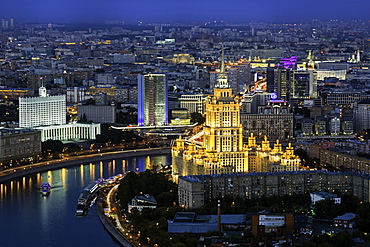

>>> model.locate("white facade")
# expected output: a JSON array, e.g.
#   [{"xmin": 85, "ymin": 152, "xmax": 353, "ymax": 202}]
[
  {"xmin": 34, "ymin": 123, "xmax": 101, "ymax": 142},
  {"xmin": 310, "ymin": 191, "xmax": 341, "ymax": 204},
  {"xmin": 179, "ymin": 94, "xmax": 207, "ymax": 114},
  {"xmin": 66, "ymin": 87, "xmax": 89, "ymax": 104},
  {"xmin": 259, "ymin": 215, "xmax": 285, "ymax": 231},
  {"xmin": 315, "ymin": 69, "xmax": 346, "ymax": 80},
  {"xmin": 19, "ymin": 94, "xmax": 66, "ymax": 128}
]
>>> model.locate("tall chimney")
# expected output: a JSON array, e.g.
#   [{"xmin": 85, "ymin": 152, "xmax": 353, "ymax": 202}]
[{"xmin": 217, "ymin": 199, "xmax": 221, "ymax": 233}]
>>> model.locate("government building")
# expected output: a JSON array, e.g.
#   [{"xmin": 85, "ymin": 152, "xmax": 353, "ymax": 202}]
[
  {"xmin": 19, "ymin": 86, "xmax": 66, "ymax": 128},
  {"xmin": 18, "ymin": 86, "xmax": 100, "ymax": 142}
]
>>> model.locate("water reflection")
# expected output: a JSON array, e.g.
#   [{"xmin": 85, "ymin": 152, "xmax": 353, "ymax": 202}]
[{"xmin": 0, "ymin": 155, "xmax": 171, "ymax": 247}]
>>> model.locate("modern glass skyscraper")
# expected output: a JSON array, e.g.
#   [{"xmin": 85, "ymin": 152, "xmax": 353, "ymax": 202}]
[
  {"xmin": 137, "ymin": 73, "xmax": 168, "ymax": 126},
  {"xmin": 290, "ymin": 70, "xmax": 317, "ymax": 99}
]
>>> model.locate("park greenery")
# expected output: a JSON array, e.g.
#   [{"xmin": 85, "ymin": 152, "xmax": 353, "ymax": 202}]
[
  {"xmin": 96, "ymin": 123, "xmax": 143, "ymax": 146},
  {"xmin": 117, "ymin": 170, "xmax": 177, "ymax": 210}
]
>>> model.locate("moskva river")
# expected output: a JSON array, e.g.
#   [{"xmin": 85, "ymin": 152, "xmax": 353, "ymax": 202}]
[{"xmin": 0, "ymin": 155, "xmax": 171, "ymax": 247}]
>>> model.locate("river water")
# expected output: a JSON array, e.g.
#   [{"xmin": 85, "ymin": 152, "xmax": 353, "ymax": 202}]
[{"xmin": 0, "ymin": 155, "xmax": 171, "ymax": 247}]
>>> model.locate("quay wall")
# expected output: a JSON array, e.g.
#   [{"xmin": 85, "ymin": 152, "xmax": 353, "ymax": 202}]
[
  {"xmin": 96, "ymin": 200, "xmax": 134, "ymax": 247},
  {"xmin": 0, "ymin": 148, "xmax": 171, "ymax": 183}
]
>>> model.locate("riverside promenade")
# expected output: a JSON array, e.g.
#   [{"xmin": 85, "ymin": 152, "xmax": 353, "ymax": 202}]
[{"xmin": 0, "ymin": 147, "xmax": 171, "ymax": 183}]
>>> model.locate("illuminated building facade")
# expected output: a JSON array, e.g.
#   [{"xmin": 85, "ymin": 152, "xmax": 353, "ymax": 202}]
[
  {"xmin": 138, "ymin": 73, "xmax": 168, "ymax": 126},
  {"xmin": 172, "ymin": 46, "xmax": 301, "ymax": 178},
  {"xmin": 0, "ymin": 88, "xmax": 32, "ymax": 100},
  {"xmin": 18, "ymin": 86, "xmax": 101, "ymax": 142},
  {"xmin": 34, "ymin": 123, "xmax": 101, "ymax": 142},
  {"xmin": 0, "ymin": 128, "xmax": 41, "ymax": 166},
  {"xmin": 19, "ymin": 86, "xmax": 66, "ymax": 128},
  {"xmin": 290, "ymin": 70, "xmax": 317, "ymax": 100},
  {"xmin": 178, "ymin": 94, "xmax": 207, "ymax": 114}
]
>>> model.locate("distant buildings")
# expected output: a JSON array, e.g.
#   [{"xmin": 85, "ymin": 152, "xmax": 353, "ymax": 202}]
[{"xmin": 138, "ymin": 73, "xmax": 168, "ymax": 126}]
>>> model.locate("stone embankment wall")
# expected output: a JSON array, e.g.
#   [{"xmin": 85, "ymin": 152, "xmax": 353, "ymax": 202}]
[{"xmin": 0, "ymin": 148, "xmax": 171, "ymax": 183}]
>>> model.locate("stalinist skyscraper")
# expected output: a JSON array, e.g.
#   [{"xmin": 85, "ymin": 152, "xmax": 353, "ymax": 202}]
[
  {"xmin": 172, "ymin": 45, "xmax": 249, "ymax": 177},
  {"xmin": 172, "ymin": 45, "xmax": 301, "ymax": 179}
]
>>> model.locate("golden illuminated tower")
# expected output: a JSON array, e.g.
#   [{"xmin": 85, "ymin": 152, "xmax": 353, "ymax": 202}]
[
  {"xmin": 171, "ymin": 45, "xmax": 301, "ymax": 179},
  {"xmin": 201, "ymin": 44, "xmax": 247, "ymax": 174},
  {"xmin": 173, "ymin": 44, "xmax": 249, "ymax": 176}
]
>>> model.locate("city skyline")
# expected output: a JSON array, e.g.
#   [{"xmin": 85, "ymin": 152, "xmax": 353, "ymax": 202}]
[{"xmin": 1, "ymin": 0, "xmax": 370, "ymax": 23}]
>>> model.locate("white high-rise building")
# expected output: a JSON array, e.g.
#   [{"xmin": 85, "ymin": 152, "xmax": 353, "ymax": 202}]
[
  {"xmin": 19, "ymin": 87, "xmax": 66, "ymax": 128},
  {"xmin": 354, "ymin": 99, "xmax": 370, "ymax": 134}
]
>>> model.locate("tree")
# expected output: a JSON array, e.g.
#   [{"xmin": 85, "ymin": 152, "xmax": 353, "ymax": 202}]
[
  {"xmin": 190, "ymin": 112, "xmax": 205, "ymax": 125},
  {"xmin": 41, "ymin": 140, "xmax": 64, "ymax": 158},
  {"xmin": 313, "ymin": 199, "xmax": 345, "ymax": 219}
]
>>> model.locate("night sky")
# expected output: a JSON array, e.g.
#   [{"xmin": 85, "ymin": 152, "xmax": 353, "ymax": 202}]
[{"xmin": 1, "ymin": 0, "xmax": 369, "ymax": 23}]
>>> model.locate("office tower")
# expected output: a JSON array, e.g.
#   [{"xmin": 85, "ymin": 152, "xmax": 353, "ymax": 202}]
[
  {"xmin": 9, "ymin": 18, "xmax": 14, "ymax": 28},
  {"xmin": 266, "ymin": 67, "xmax": 275, "ymax": 93},
  {"xmin": 266, "ymin": 68, "xmax": 291, "ymax": 100},
  {"xmin": 178, "ymin": 94, "xmax": 207, "ymax": 114},
  {"xmin": 138, "ymin": 73, "xmax": 168, "ymax": 126},
  {"xmin": 19, "ymin": 86, "xmax": 66, "ymax": 128},
  {"xmin": 290, "ymin": 70, "xmax": 317, "ymax": 99}
]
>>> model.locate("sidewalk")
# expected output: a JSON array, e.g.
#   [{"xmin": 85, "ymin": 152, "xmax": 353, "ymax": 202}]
[{"xmin": 98, "ymin": 184, "xmax": 150, "ymax": 247}]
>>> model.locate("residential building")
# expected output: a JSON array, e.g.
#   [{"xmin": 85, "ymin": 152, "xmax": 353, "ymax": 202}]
[{"xmin": 178, "ymin": 170, "xmax": 370, "ymax": 208}]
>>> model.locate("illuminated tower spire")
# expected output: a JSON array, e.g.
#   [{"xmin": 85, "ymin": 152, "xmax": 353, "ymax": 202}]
[
  {"xmin": 215, "ymin": 43, "xmax": 229, "ymax": 89},
  {"xmin": 221, "ymin": 42, "xmax": 225, "ymax": 74}
]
